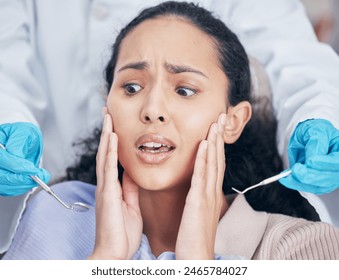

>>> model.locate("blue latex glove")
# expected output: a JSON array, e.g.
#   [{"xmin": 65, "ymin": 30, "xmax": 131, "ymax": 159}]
[
  {"xmin": 279, "ymin": 119, "xmax": 339, "ymax": 195},
  {"xmin": 0, "ymin": 122, "xmax": 51, "ymax": 196}
]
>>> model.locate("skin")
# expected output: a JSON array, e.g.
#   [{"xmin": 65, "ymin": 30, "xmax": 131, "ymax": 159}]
[{"xmin": 89, "ymin": 16, "xmax": 251, "ymax": 260}]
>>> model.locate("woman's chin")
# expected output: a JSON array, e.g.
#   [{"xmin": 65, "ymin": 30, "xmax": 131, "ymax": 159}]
[
  {"xmin": 132, "ymin": 174, "xmax": 189, "ymax": 193},
  {"xmin": 123, "ymin": 161, "xmax": 194, "ymax": 193}
]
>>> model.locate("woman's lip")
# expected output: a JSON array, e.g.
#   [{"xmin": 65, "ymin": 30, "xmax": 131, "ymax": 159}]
[
  {"xmin": 135, "ymin": 134, "xmax": 176, "ymax": 164},
  {"xmin": 135, "ymin": 134, "xmax": 176, "ymax": 149}
]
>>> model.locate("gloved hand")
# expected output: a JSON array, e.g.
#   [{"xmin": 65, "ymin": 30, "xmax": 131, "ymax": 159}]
[
  {"xmin": 279, "ymin": 119, "xmax": 339, "ymax": 195},
  {"xmin": 0, "ymin": 122, "xmax": 51, "ymax": 196}
]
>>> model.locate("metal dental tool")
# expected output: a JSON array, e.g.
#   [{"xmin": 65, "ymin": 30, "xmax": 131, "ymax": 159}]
[
  {"xmin": 232, "ymin": 169, "xmax": 292, "ymax": 195},
  {"xmin": 0, "ymin": 143, "xmax": 90, "ymax": 212}
]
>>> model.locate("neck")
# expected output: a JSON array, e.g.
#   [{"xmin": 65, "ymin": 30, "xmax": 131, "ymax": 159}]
[
  {"xmin": 139, "ymin": 184, "xmax": 189, "ymax": 256},
  {"xmin": 139, "ymin": 184, "xmax": 229, "ymax": 257}
]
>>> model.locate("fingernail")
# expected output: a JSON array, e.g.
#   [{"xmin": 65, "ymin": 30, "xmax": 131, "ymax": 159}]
[
  {"xmin": 110, "ymin": 132, "xmax": 115, "ymax": 145},
  {"xmin": 221, "ymin": 114, "xmax": 227, "ymax": 125},
  {"xmin": 103, "ymin": 114, "xmax": 108, "ymax": 129},
  {"xmin": 213, "ymin": 123, "xmax": 218, "ymax": 134},
  {"xmin": 201, "ymin": 140, "xmax": 208, "ymax": 150},
  {"xmin": 101, "ymin": 107, "xmax": 107, "ymax": 119}
]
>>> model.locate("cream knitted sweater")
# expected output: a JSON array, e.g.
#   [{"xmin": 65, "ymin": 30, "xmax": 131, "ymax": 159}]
[
  {"xmin": 254, "ymin": 213, "xmax": 339, "ymax": 259},
  {"xmin": 215, "ymin": 195, "xmax": 339, "ymax": 259}
]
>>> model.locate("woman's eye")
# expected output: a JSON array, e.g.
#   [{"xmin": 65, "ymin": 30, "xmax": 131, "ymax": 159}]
[
  {"xmin": 176, "ymin": 87, "xmax": 197, "ymax": 97},
  {"xmin": 123, "ymin": 83, "xmax": 143, "ymax": 95}
]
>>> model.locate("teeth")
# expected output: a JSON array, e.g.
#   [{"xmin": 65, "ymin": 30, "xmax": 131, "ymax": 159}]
[
  {"xmin": 138, "ymin": 141, "xmax": 174, "ymax": 153},
  {"xmin": 143, "ymin": 142, "xmax": 162, "ymax": 148},
  {"xmin": 141, "ymin": 142, "xmax": 171, "ymax": 148}
]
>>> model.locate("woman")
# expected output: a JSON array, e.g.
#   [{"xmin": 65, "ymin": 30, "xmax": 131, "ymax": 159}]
[{"xmin": 3, "ymin": 1, "xmax": 338, "ymax": 260}]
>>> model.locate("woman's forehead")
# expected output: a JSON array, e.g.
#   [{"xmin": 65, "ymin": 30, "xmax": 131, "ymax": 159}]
[{"xmin": 116, "ymin": 16, "xmax": 220, "ymax": 69}]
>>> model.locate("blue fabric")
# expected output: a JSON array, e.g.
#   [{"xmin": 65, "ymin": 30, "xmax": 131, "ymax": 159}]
[
  {"xmin": 3, "ymin": 181, "xmax": 95, "ymax": 259},
  {"xmin": 280, "ymin": 119, "xmax": 339, "ymax": 194},
  {"xmin": 0, "ymin": 123, "xmax": 50, "ymax": 196},
  {"xmin": 3, "ymin": 181, "xmax": 237, "ymax": 260}
]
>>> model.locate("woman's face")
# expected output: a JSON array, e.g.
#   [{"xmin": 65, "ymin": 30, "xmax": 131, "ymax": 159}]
[{"xmin": 107, "ymin": 16, "xmax": 228, "ymax": 191}]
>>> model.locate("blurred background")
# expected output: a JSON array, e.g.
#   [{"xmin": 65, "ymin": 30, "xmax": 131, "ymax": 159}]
[{"xmin": 301, "ymin": 0, "xmax": 339, "ymax": 54}]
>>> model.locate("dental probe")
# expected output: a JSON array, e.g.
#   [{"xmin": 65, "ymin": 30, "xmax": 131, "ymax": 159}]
[{"xmin": 232, "ymin": 169, "xmax": 292, "ymax": 195}]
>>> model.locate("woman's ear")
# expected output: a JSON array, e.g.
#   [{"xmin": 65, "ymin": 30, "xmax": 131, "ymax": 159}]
[{"xmin": 223, "ymin": 101, "xmax": 252, "ymax": 144}]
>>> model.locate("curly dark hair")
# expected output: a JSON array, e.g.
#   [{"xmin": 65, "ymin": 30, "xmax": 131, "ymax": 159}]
[{"xmin": 63, "ymin": 1, "xmax": 319, "ymax": 222}]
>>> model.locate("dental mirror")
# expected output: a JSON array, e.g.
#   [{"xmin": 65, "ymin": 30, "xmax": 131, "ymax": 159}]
[{"xmin": 30, "ymin": 175, "xmax": 90, "ymax": 212}]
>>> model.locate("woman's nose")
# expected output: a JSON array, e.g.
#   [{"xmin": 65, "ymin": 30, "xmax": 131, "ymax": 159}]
[
  {"xmin": 140, "ymin": 91, "xmax": 169, "ymax": 124},
  {"xmin": 143, "ymin": 115, "xmax": 165, "ymax": 123}
]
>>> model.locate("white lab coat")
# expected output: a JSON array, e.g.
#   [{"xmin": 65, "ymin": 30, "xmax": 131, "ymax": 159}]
[{"xmin": 0, "ymin": 0, "xmax": 339, "ymax": 253}]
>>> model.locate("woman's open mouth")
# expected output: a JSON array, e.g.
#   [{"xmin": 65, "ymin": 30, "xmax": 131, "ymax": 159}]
[
  {"xmin": 138, "ymin": 142, "xmax": 175, "ymax": 153},
  {"xmin": 135, "ymin": 135, "xmax": 176, "ymax": 164}
]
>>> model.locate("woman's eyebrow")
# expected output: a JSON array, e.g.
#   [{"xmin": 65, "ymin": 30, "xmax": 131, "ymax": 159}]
[
  {"xmin": 117, "ymin": 61, "xmax": 149, "ymax": 72},
  {"xmin": 165, "ymin": 62, "xmax": 208, "ymax": 78},
  {"xmin": 117, "ymin": 61, "xmax": 208, "ymax": 78}
]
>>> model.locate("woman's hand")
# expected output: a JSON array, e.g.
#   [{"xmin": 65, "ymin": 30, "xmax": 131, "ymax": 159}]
[
  {"xmin": 176, "ymin": 113, "xmax": 227, "ymax": 259},
  {"xmin": 89, "ymin": 112, "xmax": 143, "ymax": 260}
]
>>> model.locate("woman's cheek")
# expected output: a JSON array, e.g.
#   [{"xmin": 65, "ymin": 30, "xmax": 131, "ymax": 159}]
[{"xmin": 187, "ymin": 114, "xmax": 216, "ymax": 139}]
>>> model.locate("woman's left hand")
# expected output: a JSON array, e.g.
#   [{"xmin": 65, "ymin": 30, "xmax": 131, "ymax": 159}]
[{"xmin": 176, "ymin": 113, "xmax": 227, "ymax": 259}]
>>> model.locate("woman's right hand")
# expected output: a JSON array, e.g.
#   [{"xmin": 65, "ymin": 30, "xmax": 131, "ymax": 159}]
[{"xmin": 88, "ymin": 112, "xmax": 143, "ymax": 260}]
